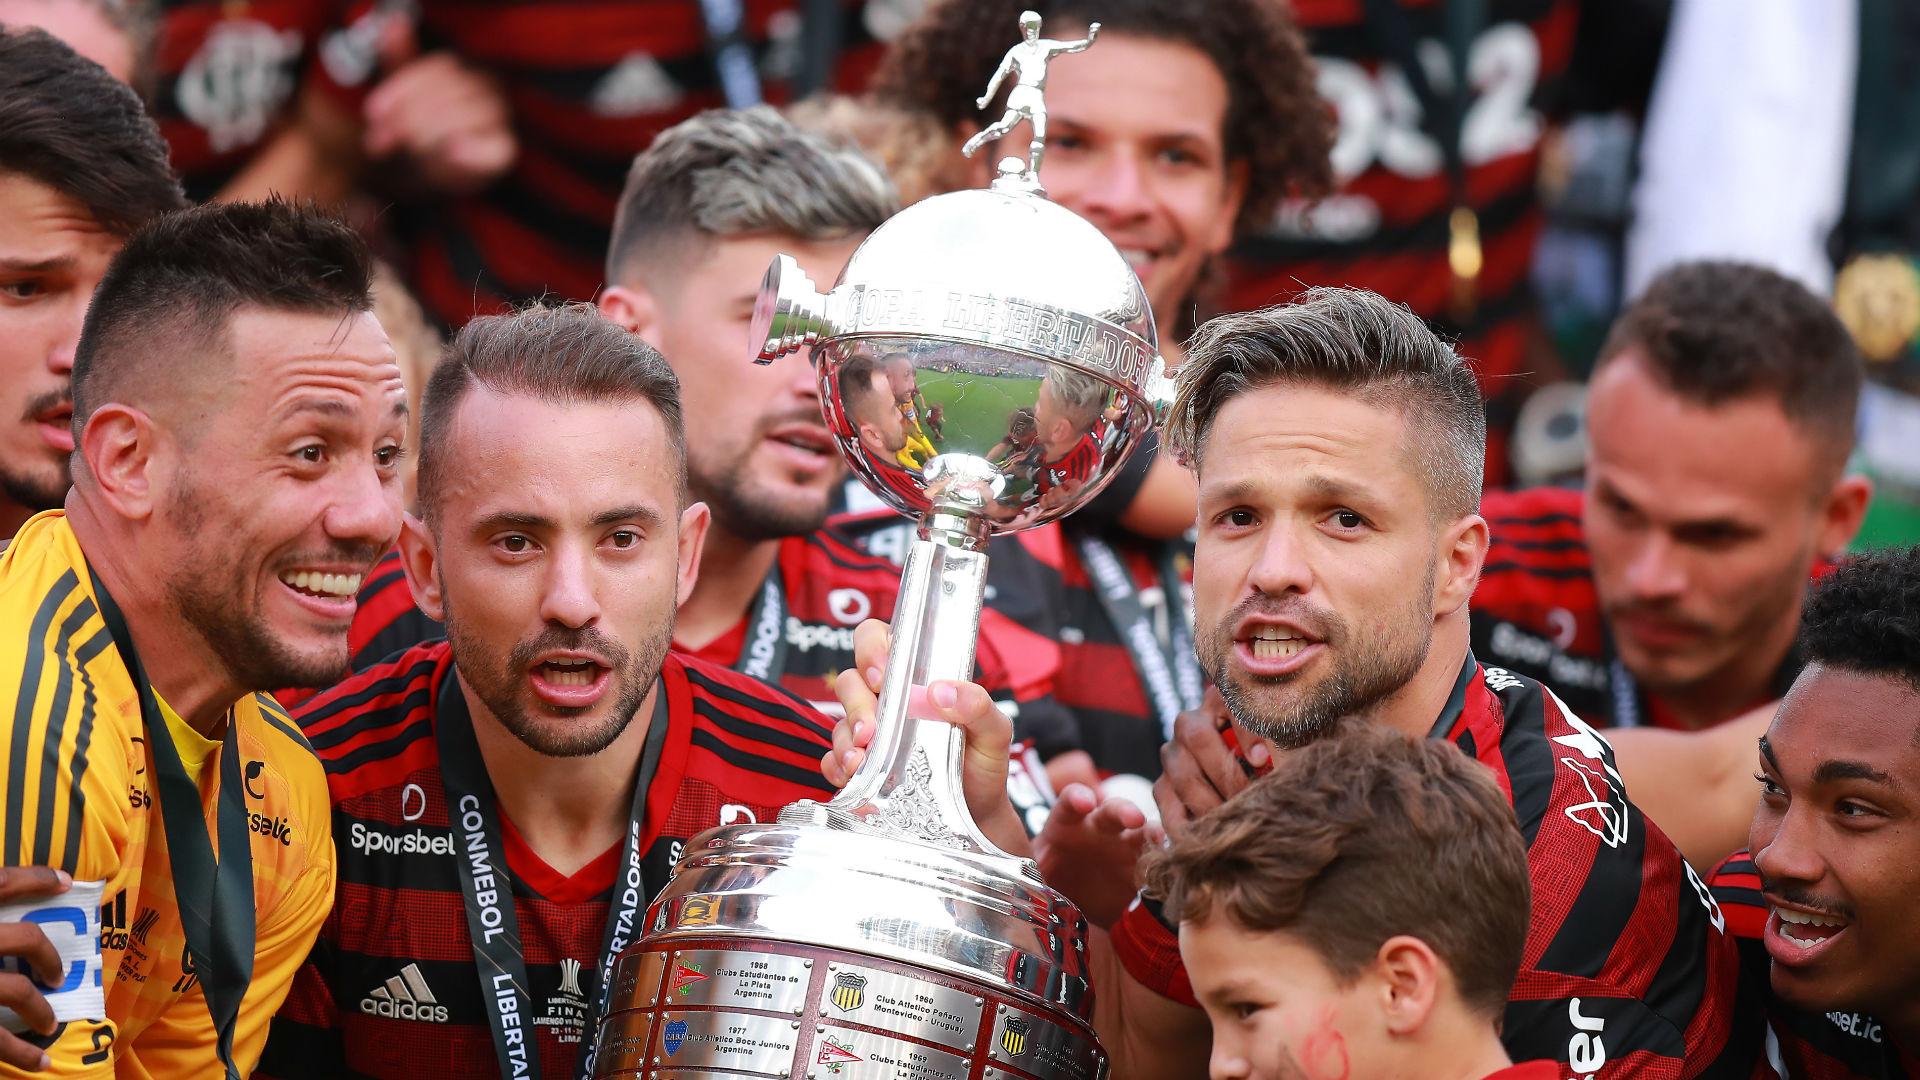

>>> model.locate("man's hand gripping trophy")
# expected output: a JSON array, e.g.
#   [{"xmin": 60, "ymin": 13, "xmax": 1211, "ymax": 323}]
[{"xmin": 962, "ymin": 10, "xmax": 1100, "ymax": 176}]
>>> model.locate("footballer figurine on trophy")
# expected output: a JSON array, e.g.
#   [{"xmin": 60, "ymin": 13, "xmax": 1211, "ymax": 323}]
[{"xmin": 589, "ymin": 12, "xmax": 1169, "ymax": 1079}]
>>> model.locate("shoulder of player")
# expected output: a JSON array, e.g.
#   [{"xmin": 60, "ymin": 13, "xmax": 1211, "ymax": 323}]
[
  {"xmin": 1464, "ymin": 665, "xmax": 1623, "ymax": 838},
  {"xmin": 1479, "ymin": 487, "xmax": 1594, "ymax": 580},
  {"xmin": 672, "ymin": 652, "xmax": 834, "ymax": 749},
  {"xmin": 288, "ymin": 643, "xmax": 447, "ymax": 790},
  {"xmin": 791, "ymin": 529, "xmax": 902, "ymax": 583},
  {"xmin": 1706, "ymin": 850, "xmax": 1768, "ymax": 940}
]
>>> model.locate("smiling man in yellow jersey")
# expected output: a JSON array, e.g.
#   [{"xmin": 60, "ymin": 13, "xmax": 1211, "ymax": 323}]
[{"xmin": 0, "ymin": 199, "xmax": 405, "ymax": 1076}]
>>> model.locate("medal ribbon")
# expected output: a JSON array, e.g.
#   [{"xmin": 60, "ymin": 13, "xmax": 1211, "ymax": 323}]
[
  {"xmin": 90, "ymin": 571, "xmax": 254, "ymax": 1080},
  {"xmin": 1076, "ymin": 536, "xmax": 1203, "ymax": 740},
  {"xmin": 437, "ymin": 666, "xmax": 669, "ymax": 1080}
]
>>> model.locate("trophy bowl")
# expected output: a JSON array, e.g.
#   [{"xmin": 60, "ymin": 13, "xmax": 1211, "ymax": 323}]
[
  {"xmin": 753, "ymin": 183, "xmax": 1165, "ymax": 532},
  {"xmin": 590, "ymin": 16, "xmax": 1174, "ymax": 1080}
]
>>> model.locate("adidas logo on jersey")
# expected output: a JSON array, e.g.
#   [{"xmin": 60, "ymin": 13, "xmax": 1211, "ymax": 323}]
[{"xmin": 361, "ymin": 963, "xmax": 449, "ymax": 1023}]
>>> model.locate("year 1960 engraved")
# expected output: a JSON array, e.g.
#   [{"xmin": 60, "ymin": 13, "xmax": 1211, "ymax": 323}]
[{"xmin": 819, "ymin": 963, "xmax": 985, "ymax": 1053}]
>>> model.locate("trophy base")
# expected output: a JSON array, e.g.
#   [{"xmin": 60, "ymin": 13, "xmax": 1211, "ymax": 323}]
[{"xmin": 594, "ymin": 937, "xmax": 1106, "ymax": 1079}]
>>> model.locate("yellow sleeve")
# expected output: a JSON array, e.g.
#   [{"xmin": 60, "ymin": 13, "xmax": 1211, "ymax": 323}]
[
  {"xmin": 116, "ymin": 846, "xmax": 335, "ymax": 1080},
  {"xmin": 4, "ymin": 1020, "xmax": 121, "ymax": 1079}
]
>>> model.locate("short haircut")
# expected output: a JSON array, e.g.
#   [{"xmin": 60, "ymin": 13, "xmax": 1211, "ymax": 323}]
[
  {"xmin": 1043, "ymin": 366, "xmax": 1108, "ymax": 429},
  {"xmin": 1799, "ymin": 545, "xmax": 1920, "ymax": 696},
  {"xmin": 1600, "ymin": 260, "xmax": 1862, "ymax": 471},
  {"xmin": 838, "ymin": 352, "xmax": 893, "ymax": 429},
  {"xmin": 71, "ymin": 199, "xmax": 374, "ymax": 439},
  {"xmin": 0, "ymin": 26, "xmax": 184, "ymax": 235},
  {"xmin": 1141, "ymin": 726, "xmax": 1531, "ymax": 1018},
  {"xmin": 605, "ymin": 105, "xmax": 896, "ymax": 286},
  {"xmin": 416, "ymin": 302, "xmax": 686, "ymax": 517},
  {"xmin": 1168, "ymin": 287, "xmax": 1486, "ymax": 518},
  {"xmin": 872, "ymin": 0, "xmax": 1335, "ymax": 233}
]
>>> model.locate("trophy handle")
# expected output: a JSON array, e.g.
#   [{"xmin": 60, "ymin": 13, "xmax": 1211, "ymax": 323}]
[{"xmin": 819, "ymin": 513, "xmax": 1013, "ymax": 858}]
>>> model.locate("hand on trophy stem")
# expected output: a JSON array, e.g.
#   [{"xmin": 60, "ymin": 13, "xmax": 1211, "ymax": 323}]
[
  {"xmin": 827, "ymin": 619, "xmax": 1030, "ymax": 855},
  {"xmin": 1033, "ymin": 784, "xmax": 1161, "ymax": 930},
  {"xmin": 1151, "ymin": 686, "xmax": 1273, "ymax": 839}
]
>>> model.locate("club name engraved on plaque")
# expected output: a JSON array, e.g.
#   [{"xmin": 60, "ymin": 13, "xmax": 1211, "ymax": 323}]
[
  {"xmin": 819, "ymin": 962, "xmax": 985, "ymax": 1052},
  {"xmin": 655, "ymin": 1011, "xmax": 799, "ymax": 1074},
  {"xmin": 808, "ymin": 1026, "xmax": 971, "ymax": 1080},
  {"xmin": 662, "ymin": 950, "xmax": 812, "ymax": 1015},
  {"xmin": 989, "ymin": 1008, "xmax": 1101, "ymax": 1080}
]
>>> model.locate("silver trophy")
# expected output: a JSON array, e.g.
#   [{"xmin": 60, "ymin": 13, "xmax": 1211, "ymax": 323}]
[{"xmin": 592, "ymin": 14, "xmax": 1170, "ymax": 1079}]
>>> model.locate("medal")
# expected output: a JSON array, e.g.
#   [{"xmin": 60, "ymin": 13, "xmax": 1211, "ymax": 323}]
[{"xmin": 1834, "ymin": 253, "xmax": 1920, "ymax": 363}]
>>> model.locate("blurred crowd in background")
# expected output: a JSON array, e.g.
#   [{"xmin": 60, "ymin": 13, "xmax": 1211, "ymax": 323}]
[{"xmin": 8, "ymin": 0, "xmax": 1919, "ymax": 539}]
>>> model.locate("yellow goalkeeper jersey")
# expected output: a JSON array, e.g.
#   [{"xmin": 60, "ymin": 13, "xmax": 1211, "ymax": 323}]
[{"xmin": 0, "ymin": 512, "xmax": 334, "ymax": 1078}]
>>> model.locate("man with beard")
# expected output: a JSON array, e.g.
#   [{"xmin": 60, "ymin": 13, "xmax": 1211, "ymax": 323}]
[
  {"xmin": 847, "ymin": 0, "xmax": 1334, "ymax": 788},
  {"xmin": 258, "ymin": 304, "xmax": 841, "ymax": 1079},
  {"xmin": 0, "ymin": 28, "xmax": 185, "ymax": 542},
  {"xmin": 1706, "ymin": 547, "xmax": 1920, "ymax": 1080},
  {"xmin": 823, "ymin": 288, "xmax": 1741, "ymax": 1078},
  {"xmin": 0, "ymin": 198, "xmax": 404, "ymax": 1075}
]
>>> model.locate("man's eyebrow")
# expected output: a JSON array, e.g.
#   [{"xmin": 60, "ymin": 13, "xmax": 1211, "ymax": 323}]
[
  {"xmin": 472, "ymin": 510, "xmax": 555, "ymax": 533},
  {"xmin": 0, "ymin": 256, "xmax": 73, "ymax": 274},
  {"xmin": 1813, "ymin": 759, "xmax": 1895, "ymax": 786},
  {"xmin": 275, "ymin": 396, "xmax": 356, "ymax": 420},
  {"xmin": 1759, "ymin": 735, "xmax": 1781, "ymax": 773},
  {"xmin": 591, "ymin": 504, "xmax": 665, "ymax": 529}
]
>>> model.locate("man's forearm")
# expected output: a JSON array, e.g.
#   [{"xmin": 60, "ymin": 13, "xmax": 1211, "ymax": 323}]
[{"xmin": 1088, "ymin": 928, "xmax": 1210, "ymax": 1080}]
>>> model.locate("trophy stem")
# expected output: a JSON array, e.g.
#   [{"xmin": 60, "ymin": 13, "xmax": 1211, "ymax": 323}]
[{"xmin": 826, "ymin": 512, "xmax": 1007, "ymax": 856}]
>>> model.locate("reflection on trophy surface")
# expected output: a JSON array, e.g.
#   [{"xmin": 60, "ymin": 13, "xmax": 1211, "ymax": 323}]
[{"xmin": 590, "ymin": 11, "xmax": 1173, "ymax": 1078}]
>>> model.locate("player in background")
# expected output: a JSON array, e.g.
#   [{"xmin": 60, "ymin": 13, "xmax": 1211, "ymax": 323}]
[
  {"xmin": 824, "ymin": 289, "xmax": 1740, "ymax": 1078},
  {"xmin": 1164, "ymin": 260, "xmax": 1873, "ymax": 870},
  {"xmin": 259, "ymin": 303, "xmax": 853, "ymax": 1078},
  {"xmin": 1144, "ymin": 727, "xmax": 1551, "ymax": 1080},
  {"xmin": 0, "ymin": 197, "xmax": 405, "ymax": 1075},
  {"xmin": 850, "ymin": 0, "xmax": 1334, "ymax": 790},
  {"xmin": 1705, "ymin": 545, "xmax": 1920, "ymax": 1079},
  {"xmin": 0, "ymin": 28, "xmax": 186, "ymax": 543}
]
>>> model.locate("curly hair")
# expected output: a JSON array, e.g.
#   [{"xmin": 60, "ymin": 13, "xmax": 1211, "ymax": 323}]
[
  {"xmin": 1140, "ymin": 725, "xmax": 1530, "ymax": 1018},
  {"xmin": 1800, "ymin": 546, "xmax": 1920, "ymax": 693},
  {"xmin": 870, "ymin": 0, "xmax": 1333, "ymax": 234}
]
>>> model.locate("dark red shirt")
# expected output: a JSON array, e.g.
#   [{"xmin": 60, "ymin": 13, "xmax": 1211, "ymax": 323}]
[
  {"xmin": 1708, "ymin": 852, "xmax": 1919, "ymax": 1080},
  {"xmin": 151, "ymin": 0, "xmax": 345, "ymax": 200},
  {"xmin": 310, "ymin": 0, "xmax": 886, "ymax": 328},
  {"xmin": 1226, "ymin": 0, "xmax": 1579, "ymax": 485},
  {"xmin": 1112, "ymin": 655, "xmax": 1742, "ymax": 1079},
  {"xmin": 259, "ymin": 644, "xmax": 836, "ymax": 1078}
]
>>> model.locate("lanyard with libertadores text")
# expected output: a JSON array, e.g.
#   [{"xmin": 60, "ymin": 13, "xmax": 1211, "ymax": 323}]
[
  {"xmin": 89, "ymin": 571, "xmax": 254, "ymax": 1079},
  {"xmin": 436, "ymin": 666, "xmax": 669, "ymax": 1080},
  {"xmin": 1076, "ymin": 535, "xmax": 1204, "ymax": 740},
  {"xmin": 733, "ymin": 570, "xmax": 790, "ymax": 684}
]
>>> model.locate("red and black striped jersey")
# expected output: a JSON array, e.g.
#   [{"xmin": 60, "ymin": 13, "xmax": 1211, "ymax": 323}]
[
  {"xmin": 1471, "ymin": 487, "xmax": 1809, "ymax": 730},
  {"xmin": 1707, "ymin": 853, "xmax": 1918, "ymax": 1080},
  {"xmin": 258, "ymin": 642, "xmax": 836, "ymax": 1078},
  {"xmin": 151, "ymin": 0, "xmax": 344, "ymax": 200},
  {"xmin": 309, "ymin": 0, "xmax": 886, "ymax": 328},
  {"xmin": 1224, "ymin": 0, "xmax": 1578, "ymax": 486},
  {"xmin": 1037, "ymin": 434, "xmax": 1100, "ymax": 498},
  {"xmin": 1112, "ymin": 655, "xmax": 1742, "ymax": 1079}
]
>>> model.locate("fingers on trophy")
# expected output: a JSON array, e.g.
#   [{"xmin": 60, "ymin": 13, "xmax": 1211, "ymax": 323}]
[{"xmin": 587, "ymin": 11, "xmax": 1175, "ymax": 1080}]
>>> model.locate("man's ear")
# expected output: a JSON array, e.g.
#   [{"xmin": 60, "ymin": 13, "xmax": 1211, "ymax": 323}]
[
  {"xmin": 1815, "ymin": 472, "xmax": 1872, "ymax": 562},
  {"xmin": 599, "ymin": 284, "xmax": 663, "ymax": 351},
  {"xmin": 676, "ymin": 501, "xmax": 712, "ymax": 609},
  {"xmin": 1374, "ymin": 935, "xmax": 1442, "ymax": 1037},
  {"xmin": 1435, "ymin": 512, "xmax": 1489, "ymax": 617},
  {"xmin": 79, "ymin": 404, "xmax": 161, "ymax": 522},
  {"xmin": 398, "ymin": 512, "xmax": 446, "ymax": 621}
]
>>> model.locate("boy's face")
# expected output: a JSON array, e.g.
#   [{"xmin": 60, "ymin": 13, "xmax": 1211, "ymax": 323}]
[{"xmin": 1182, "ymin": 916, "xmax": 1380, "ymax": 1080}]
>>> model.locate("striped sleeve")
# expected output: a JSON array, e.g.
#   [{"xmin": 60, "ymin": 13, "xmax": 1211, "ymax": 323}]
[
  {"xmin": 0, "ymin": 563, "xmax": 125, "ymax": 883},
  {"xmin": 676, "ymin": 655, "xmax": 837, "ymax": 798}
]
